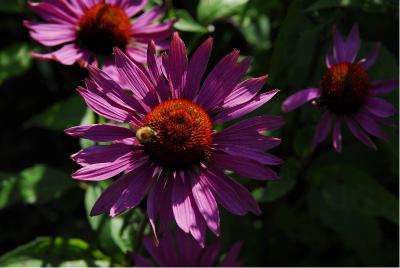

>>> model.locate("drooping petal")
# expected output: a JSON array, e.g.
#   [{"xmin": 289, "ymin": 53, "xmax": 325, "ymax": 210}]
[
  {"xmin": 216, "ymin": 145, "xmax": 283, "ymax": 165},
  {"xmin": 131, "ymin": 21, "xmax": 175, "ymax": 41},
  {"xmin": 130, "ymin": 253, "xmax": 154, "ymax": 267},
  {"xmin": 126, "ymin": 46, "xmax": 148, "ymax": 63},
  {"xmin": 214, "ymin": 90, "xmax": 280, "ymax": 123},
  {"xmin": 325, "ymin": 53, "xmax": 334, "ymax": 68},
  {"xmin": 201, "ymin": 166, "xmax": 261, "ymax": 216},
  {"xmin": 219, "ymin": 242, "xmax": 243, "ymax": 267},
  {"xmin": 364, "ymin": 97, "xmax": 397, "ymax": 118},
  {"xmin": 31, "ymin": 44, "xmax": 85, "ymax": 65},
  {"xmin": 281, "ymin": 88, "xmax": 321, "ymax": 112},
  {"xmin": 312, "ymin": 111, "xmax": 334, "ymax": 149},
  {"xmin": 24, "ymin": 21, "xmax": 76, "ymax": 46},
  {"xmin": 142, "ymin": 236, "xmax": 166, "ymax": 266},
  {"xmin": 65, "ymin": 123, "xmax": 134, "ymax": 142},
  {"xmin": 369, "ymin": 80, "xmax": 398, "ymax": 95},
  {"xmin": 119, "ymin": 0, "xmax": 148, "ymax": 17},
  {"xmin": 175, "ymin": 227, "xmax": 202, "ymax": 266},
  {"xmin": 147, "ymin": 174, "xmax": 168, "ymax": 242},
  {"xmin": 198, "ymin": 240, "xmax": 221, "ymax": 267},
  {"xmin": 191, "ymin": 173, "xmax": 220, "ymax": 236},
  {"xmin": 358, "ymin": 43, "xmax": 380, "ymax": 70},
  {"xmin": 332, "ymin": 119, "xmax": 342, "ymax": 152},
  {"xmin": 28, "ymin": 0, "xmax": 79, "ymax": 24},
  {"xmin": 355, "ymin": 113, "xmax": 388, "ymax": 140},
  {"xmin": 71, "ymin": 143, "xmax": 133, "ymax": 166},
  {"xmin": 222, "ymin": 75, "xmax": 268, "ymax": 109},
  {"xmin": 131, "ymin": 5, "xmax": 163, "ymax": 28},
  {"xmin": 184, "ymin": 37, "xmax": 213, "ymax": 100},
  {"xmin": 212, "ymin": 151, "xmax": 279, "ymax": 180},
  {"xmin": 110, "ymin": 164, "xmax": 158, "ymax": 217},
  {"xmin": 72, "ymin": 150, "xmax": 142, "ymax": 181},
  {"xmin": 345, "ymin": 117, "xmax": 377, "ymax": 149}
]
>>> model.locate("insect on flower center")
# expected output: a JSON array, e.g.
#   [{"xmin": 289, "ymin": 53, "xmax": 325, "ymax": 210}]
[
  {"xmin": 137, "ymin": 99, "xmax": 213, "ymax": 168},
  {"xmin": 77, "ymin": 3, "xmax": 131, "ymax": 56},
  {"xmin": 320, "ymin": 63, "xmax": 370, "ymax": 115}
]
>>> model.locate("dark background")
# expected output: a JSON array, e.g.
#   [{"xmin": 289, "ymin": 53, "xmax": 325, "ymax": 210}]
[{"xmin": 0, "ymin": 0, "xmax": 398, "ymax": 266}]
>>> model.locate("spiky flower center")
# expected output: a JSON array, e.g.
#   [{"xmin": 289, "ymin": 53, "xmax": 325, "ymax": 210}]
[
  {"xmin": 77, "ymin": 3, "xmax": 131, "ymax": 56},
  {"xmin": 320, "ymin": 63, "xmax": 370, "ymax": 115},
  {"xmin": 137, "ymin": 99, "xmax": 213, "ymax": 168}
]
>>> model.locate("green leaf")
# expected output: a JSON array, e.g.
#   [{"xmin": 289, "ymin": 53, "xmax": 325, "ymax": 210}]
[
  {"xmin": 80, "ymin": 107, "xmax": 96, "ymax": 149},
  {"xmin": 0, "ymin": 165, "xmax": 74, "ymax": 209},
  {"xmin": 0, "ymin": 0, "xmax": 27, "ymax": 13},
  {"xmin": 253, "ymin": 159, "xmax": 298, "ymax": 202},
  {"xmin": 239, "ymin": 14, "xmax": 271, "ymax": 50},
  {"xmin": 0, "ymin": 237, "xmax": 110, "ymax": 267},
  {"xmin": 27, "ymin": 95, "xmax": 87, "ymax": 131},
  {"xmin": 0, "ymin": 44, "xmax": 32, "ymax": 85},
  {"xmin": 310, "ymin": 165, "xmax": 398, "ymax": 224},
  {"xmin": 308, "ymin": 187, "xmax": 383, "ymax": 264},
  {"xmin": 197, "ymin": 0, "xmax": 248, "ymax": 25},
  {"xmin": 174, "ymin": 9, "xmax": 208, "ymax": 33}
]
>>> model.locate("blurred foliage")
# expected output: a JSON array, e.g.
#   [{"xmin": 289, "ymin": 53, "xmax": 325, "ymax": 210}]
[{"xmin": 0, "ymin": 0, "xmax": 398, "ymax": 266}]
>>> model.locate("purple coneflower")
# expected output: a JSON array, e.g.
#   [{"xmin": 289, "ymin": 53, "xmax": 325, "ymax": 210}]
[
  {"xmin": 131, "ymin": 228, "xmax": 243, "ymax": 267},
  {"xmin": 65, "ymin": 32, "xmax": 284, "ymax": 246},
  {"xmin": 24, "ymin": 0, "xmax": 173, "ymax": 72},
  {"xmin": 282, "ymin": 23, "xmax": 398, "ymax": 152}
]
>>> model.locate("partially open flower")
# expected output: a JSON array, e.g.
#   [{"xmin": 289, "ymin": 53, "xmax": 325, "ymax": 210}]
[
  {"xmin": 282, "ymin": 23, "xmax": 398, "ymax": 152},
  {"xmin": 130, "ymin": 228, "xmax": 244, "ymax": 267},
  {"xmin": 24, "ymin": 0, "xmax": 174, "ymax": 73},
  {"xmin": 65, "ymin": 33, "xmax": 284, "ymax": 246}
]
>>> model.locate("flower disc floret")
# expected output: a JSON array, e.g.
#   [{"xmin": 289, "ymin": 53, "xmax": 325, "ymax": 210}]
[
  {"xmin": 320, "ymin": 63, "xmax": 370, "ymax": 115},
  {"xmin": 140, "ymin": 99, "xmax": 213, "ymax": 168},
  {"xmin": 77, "ymin": 3, "xmax": 131, "ymax": 55}
]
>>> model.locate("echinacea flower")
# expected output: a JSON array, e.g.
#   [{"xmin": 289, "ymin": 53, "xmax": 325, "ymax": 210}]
[
  {"xmin": 130, "ymin": 228, "xmax": 243, "ymax": 267},
  {"xmin": 65, "ymin": 32, "xmax": 284, "ymax": 246},
  {"xmin": 24, "ymin": 0, "xmax": 174, "ymax": 73},
  {"xmin": 282, "ymin": 23, "xmax": 398, "ymax": 152}
]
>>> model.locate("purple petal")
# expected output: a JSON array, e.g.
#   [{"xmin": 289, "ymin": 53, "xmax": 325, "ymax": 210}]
[
  {"xmin": 24, "ymin": 20, "xmax": 75, "ymax": 46},
  {"xmin": 162, "ymin": 32, "xmax": 188, "ymax": 98},
  {"xmin": 281, "ymin": 88, "xmax": 321, "ymax": 112},
  {"xmin": 132, "ymin": 5, "xmax": 163, "ymax": 28},
  {"xmin": 184, "ymin": 37, "xmax": 213, "ymax": 100},
  {"xmin": 214, "ymin": 89, "xmax": 280, "ymax": 123},
  {"xmin": 130, "ymin": 253, "xmax": 154, "ymax": 267},
  {"xmin": 358, "ymin": 43, "xmax": 380, "ymax": 70},
  {"xmin": 355, "ymin": 113, "xmax": 388, "ymax": 140},
  {"xmin": 146, "ymin": 174, "xmax": 167, "ymax": 242},
  {"xmin": 222, "ymin": 75, "xmax": 268, "ymax": 109},
  {"xmin": 28, "ymin": 1, "xmax": 78, "ymax": 24},
  {"xmin": 158, "ymin": 175, "xmax": 174, "ymax": 234},
  {"xmin": 191, "ymin": 173, "xmax": 220, "ymax": 236},
  {"xmin": 312, "ymin": 111, "xmax": 334, "ymax": 149},
  {"xmin": 201, "ymin": 165, "xmax": 261, "ymax": 216},
  {"xmin": 219, "ymin": 242, "xmax": 243, "ymax": 267},
  {"xmin": 198, "ymin": 240, "xmax": 221, "ymax": 267},
  {"xmin": 146, "ymin": 41, "xmax": 162, "ymax": 86},
  {"xmin": 143, "ymin": 236, "xmax": 165, "ymax": 266},
  {"xmin": 212, "ymin": 151, "xmax": 279, "ymax": 180},
  {"xmin": 126, "ymin": 46, "xmax": 147, "ymax": 63},
  {"xmin": 175, "ymin": 227, "xmax": 202, "ymax": 265},
  {"xmin": 65, "ymin": 123, "xmax": 133, "ymax": 142},
  {"xmin": 344, "ymin": 23, "xmax": 360, "ymax": 63},
  {"xmin": 369, "ymin": 80, "xmax": 398, "ymax": 95},
  {"xmin": 345, "ymin": 117, "xmax": 377, "ymax": 149},
  {"xmin": 131, "ymin": 21, "xmax": 175, "ymax": 41},
  {"xmin": 333, "ymin": 26, "xmax": 346, "ymax": 63},
  {"xmin": 31, "ymin": 43, "xmax": 85, "ymax": 65},
  {"xmin": 364, "ymin": 97, "xmax": 397, "ymax": 118},
  {"xmin": 113, "ymin": 48, "xmax": 159, "ymax": 107},
  {"xmin": 72, "ymin": 150, "xmax": 144, "ymax": 181},
  {"xmin": 216, "ymin": 144, "xmax": 283, "ymax": 165},
  {"xmin": 221, "ymin": 115, "xmax": 285, "ymax": 133},
  {"xmin": 332, "ymin": 119, "xmax": 342, "ymax": 152},
  {"xmin": 71, "ymin": 143, "xmax": 132, "ymax": 166},
  {"xmin": 197, "ymin": 53, "xmax": 250, "ymax": 111},
  {"xmin": 119, "ymin": 0, "xmax": 148, "ymax": 17},
  {"xmin": 110, "ymin": 164, "xmax": 157, "ymax": 217}
]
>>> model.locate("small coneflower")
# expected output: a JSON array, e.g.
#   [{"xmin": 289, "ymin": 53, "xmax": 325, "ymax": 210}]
[
  {"xmin": 130, "ymin": 228, "xmax": 243, "ymax": 266},
  {"xmin": 65, "ymin": 32, "xmax": 284, "ymax": 246},
  {"xmin": 24, "ymin": 0, "xmax": 174, "ymax": 73},
  {"xmin": 282, "ymin": 23, "xmax": 398, "ymax": 152}
]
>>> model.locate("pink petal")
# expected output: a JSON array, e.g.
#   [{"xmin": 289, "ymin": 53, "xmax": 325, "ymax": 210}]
[
  {"xmin": 364, "ymin": 97, "xmax": 397, "ymax": 118},
  {"xmin": 65, "ymin": 123, "xmax": 134, "ymax": 141},
  {"xmin": 344, "ymin": 23, "xmax": 360, "ymax": 63},
  {"xmin": 24, "ymin": 20, "xmax": 76, "ymax": 46},
  {"xmin": 355, "ymin": 113, "xmax": 388, "ymax": 140},
  {"xmin": 369, "ymin": 80, "xmax": 398, "ymax": 95},
  {"xmin": 333, "ymin": 26, "xmax": 346, "ymax": 63},
  {"xmin": 345, "ymin": 117, "xmax": 377, "ymax": 149},
  {"xmin": 312, "ymin": 111, "xmax": 334, "ymax": 149},
  {"xmin": 281, "ymin": 87, "xmax": 321, "ymax": 112},
  {"xmin": 71, "ymin": 143, "xmax": 132, "ymax": 166}
]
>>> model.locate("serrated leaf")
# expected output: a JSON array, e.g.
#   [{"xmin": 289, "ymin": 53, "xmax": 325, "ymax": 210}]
[
  {"xmin": 0, "ymin": 165, "xmax": 74, "ymax": 209},
  {"xmin": 0, "ymin": 237, "xmax": 110, "ymax": 267},
  {"xmin": 197, "ymin": 0, "xmax": 248, "ymax": 25},
  {"xmin": 27, "ymin": 95, "xmax": 87, "ymax": 131},
  {"xmin": 310, "ymin": 165, "xmax": 398, "ymax": 224},
  {"xmin": 174, "ymin": 9, "xmax": 208, "ymax": 33},
  {"xmin": 0, "ymin": 44, "xmax": 32, "ymax": 84}
]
